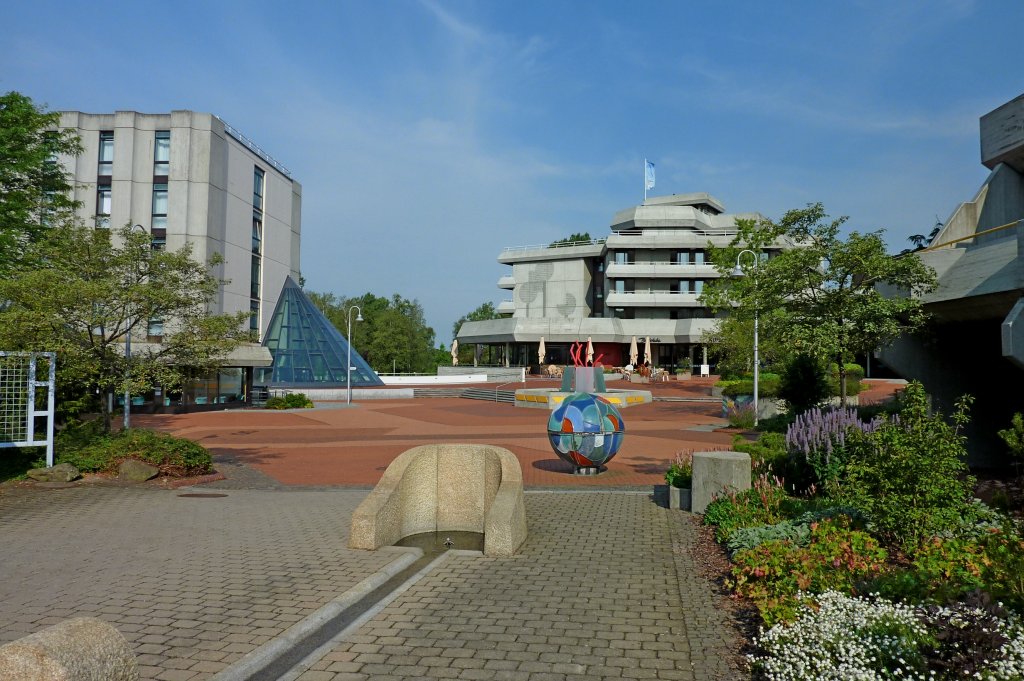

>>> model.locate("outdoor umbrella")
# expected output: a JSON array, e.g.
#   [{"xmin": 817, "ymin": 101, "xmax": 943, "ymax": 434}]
[
  {"xmin": 450, "ymin": 339, "xmax": 458, "ymax": 366},
  {"xmin": 585, "ymin": 337, "xmax": 594, "ymax": 365},
  {"xmin": 629, "ymin": 336, "xmax": 639, "ymax": 366},
  {"xmin": 644, "ymin": 336, "xmax": 652, "ymax": 365},
  {"xmin": 538, "ymin": 337, "xmax": 546, "ymax": 365}
]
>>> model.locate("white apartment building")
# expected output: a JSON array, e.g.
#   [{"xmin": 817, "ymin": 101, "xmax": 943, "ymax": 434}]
[
  {"xmin": 56, "ymin": 110, "xmax": 302, "ymax": 406},
  {"xmin": 457, "ymin": 193, "xmax": 792, "ymax": 370}
]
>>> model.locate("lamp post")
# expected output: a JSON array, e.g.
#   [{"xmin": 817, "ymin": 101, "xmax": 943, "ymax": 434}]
[
  {"xmin": 732, "ymin": 249, "xmax": 759, "ymax": 426},
  {"xmin": 124, "ymin": 224, "xmax": 146, "ymax": 430},
  {"xmin": 346, "ymin": 305, "xmax": 363, "ymax": 405}
]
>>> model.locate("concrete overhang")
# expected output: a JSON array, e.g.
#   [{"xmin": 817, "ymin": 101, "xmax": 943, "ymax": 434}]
[
  {"xmin": 457, "ymin": 317, "xmax": 718, "ymax": 344},
  {"xmin": 498, "ymin": 242, "xmax": 605, "ymax": 264},
  {"xmin": 118, "ymin": 341, "xmax": 273, "ymax": 367}
]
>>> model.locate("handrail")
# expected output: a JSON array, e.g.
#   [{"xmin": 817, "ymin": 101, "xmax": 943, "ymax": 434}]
[
  {"xmin": 214, "ymin": 116, "xmax": 292, "ymax": 178},
  {"xmin": 606, "ymin": 260, "xmax": 716, "ymax": 267},
  {"xmin": 920, "ymin": 219, "xmax": 1022, "ymax": 252},
  {"xmin": 610, "ymin": 228, "xmax": 739, "ymax": 237},
  {"xmin": 501, "ymin": 238, "xmax": 606, "ymax": 253}
]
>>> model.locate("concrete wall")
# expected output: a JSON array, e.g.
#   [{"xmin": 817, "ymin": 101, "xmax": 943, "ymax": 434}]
[{"xmin": 513, "ymin": 259, "xmax": 591, "ymax": 319}]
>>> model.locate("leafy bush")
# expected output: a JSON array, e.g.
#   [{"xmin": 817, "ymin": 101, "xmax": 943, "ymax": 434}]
[
  {"xmin": 827, "ymin": 362, "xmax": 864, "ymax": 397},
  {"xmin": 729, "ymin": 517, "xmax": 887, "ymax": 626},
  {"xmin": 57, "ymin": 427, "xmax": 212, "ymax": 476},
  {"xmin": 998, "ymin": 412, "xmax": 1024, "ymax": 474},
  {"xmin": 664, "ymin": 450, "xmax": 692, "ymax": 488},
  {"xmin": 726, "ymin": 506, "xmax": 866, "ymax": 557},
  {"xmin": 785, "ymin": 407, "xmax": 882, "ymax": 493},
  {"xmin": 703, "ymin": 473, "xmax": 789, "ymax": 542},
  {"xmin": 265, "ymin": 393, "xmax": 314, "ymax": 409},
  {"xmin": 834, "ymin": 382, "xmax": 976, "ymax": 553},
  {"xmin": 725, "ymin": 402, "xmax": 756, "ymax": 429},
  {"xmin": 779, "ymin": 352, "xmax": 830, "ymax": 415},
  {"xmin": 721, "ymin": 375, "xmax": 781, "ymax": 398}
]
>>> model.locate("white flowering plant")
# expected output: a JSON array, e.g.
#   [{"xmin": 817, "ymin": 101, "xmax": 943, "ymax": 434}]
[{"xmin": 751, "ymin": 591, "xmax": 1024, "ymax": 680}]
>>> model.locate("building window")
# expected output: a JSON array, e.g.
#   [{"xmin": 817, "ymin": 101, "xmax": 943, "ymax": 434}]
[
  {"xmin": 147, "ymin": 318, "xmax": 164, "ymax": 342},
  {"xmin": 152, "ymin": 183, "xmax": 167, "ymax": 231},
  {"xmin": 151, "ymin": 229, "xmax": 166, "ymax": 251},
  {"xmin": 154, "ymin": 131, "xmax": 170, "ymax": 176},
  {"xmin": 253, "ymin": 167, "xmax": 265, "ymax": 209},
  {"xmin": 251, "ymin": 255, "xmax": 261, "ymax": 299},
  {"xmin": 250, "ymin": 300, "xmax": 260, "ymax": 332},
  {"xmin": 96, "ymin": 184, "xmax": 111, "ymax": 228},
  {"xmin": 252, "ymin": 216, "xmax": 262, "ymax": 254},
  {"xmin": 675, "ymin": 251, "xmax": 690, "ymax": 265},
  {"xmin": 693, "ymin": 279, "xmax": 704, "ymax": 294},
  {"xmin": 614, "ymin": 279, "xmax": 626, "ymax": 294},
  {"xmin": 614, "ymin": 251, "xmax": 632, "ymax": 265},
  {"xmin": 98, "ymin": 131, "xmax": 114, "ymax": 176},
  {"xmin": 694, "ymin": 250, "xmax": 706, "ymax": 265}
]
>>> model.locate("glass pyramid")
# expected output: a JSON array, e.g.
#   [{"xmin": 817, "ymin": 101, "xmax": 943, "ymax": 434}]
[{"xmin": 256, "ymin": 277, "xmax": 384, "ymax": 388}]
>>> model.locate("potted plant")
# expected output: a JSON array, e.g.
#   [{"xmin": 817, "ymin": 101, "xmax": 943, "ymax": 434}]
[{"xmin": 664, "ymin": 451, "xmax": 692, "ymax": 510}]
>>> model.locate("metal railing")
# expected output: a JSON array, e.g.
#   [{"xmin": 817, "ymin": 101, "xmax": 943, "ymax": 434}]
[
  {"xmin": 500, "ymin": 238, "xmax": 606, "ymax": 254},
  {"xmin": 214, "ymin": 116, "xmax": 292, "ymax": 179}
]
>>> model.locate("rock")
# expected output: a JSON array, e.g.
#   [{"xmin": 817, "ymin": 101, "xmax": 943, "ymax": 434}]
[
  {"xmin": 118, "ymin": 459, "xmax": 159, "ymax": 482},
  {"xmin": 26, "ymin": 463, "xmax": 80, "ymax": 483},
  {"xmin": 0, "ymin": 616, "xmax": 139, "ymax": 680}
]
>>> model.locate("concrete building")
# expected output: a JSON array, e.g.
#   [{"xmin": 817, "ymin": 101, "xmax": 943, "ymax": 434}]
[
  {"xmin": 880, "ymin": 93, "xmax": 1024, "ymax": 467},
  {"xmin": 457, "ymin": 193, "xmax": 792, "ymax": 369},
  {"xmin": 56, "ymin": 110, "xmax": 302, "ymax": 406}
]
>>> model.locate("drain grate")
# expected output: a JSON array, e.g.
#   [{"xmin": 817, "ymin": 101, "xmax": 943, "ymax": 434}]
[{"xmin": 177, "ymin": 493, "xmax": 229, "ymax": 498}]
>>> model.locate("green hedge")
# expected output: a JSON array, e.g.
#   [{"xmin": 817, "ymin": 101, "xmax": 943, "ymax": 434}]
[
  {"xmin": 722, "ymin": 374, "xmax": 781, "ymax": 398},
  {"xmin": 265, "ymin": 393, "xmax": 314, "ymax": 409}
]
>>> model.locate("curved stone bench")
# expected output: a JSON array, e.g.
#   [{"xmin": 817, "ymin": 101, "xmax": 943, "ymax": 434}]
[
  {"xmin": 349, "ymin": 444, "xmax": 527, "ymax": 557},
  {"xmin": 0, "ymin": 617, "xmax": 138, "ymax": 680}
]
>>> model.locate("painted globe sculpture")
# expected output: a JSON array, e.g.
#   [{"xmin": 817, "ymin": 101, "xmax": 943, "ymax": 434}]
[{"xmin": 547, "ymin": 392, "xmax": 626, "ymax": 471}]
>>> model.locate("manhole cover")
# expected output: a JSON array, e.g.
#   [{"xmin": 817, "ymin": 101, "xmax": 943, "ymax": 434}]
[{"xmin": 177, "ymin": 493, "xmax": 229, "ymax": 498}]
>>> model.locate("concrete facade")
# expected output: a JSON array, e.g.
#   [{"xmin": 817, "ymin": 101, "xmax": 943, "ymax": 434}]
[
  {"xmin": 459, "ymin": 193, "xmax": 793, "ymax": 369},
  {"xmin": 880, "ymin": 93, "xmax": 1024, "ymax": 467},
  {"xmin": 57, "ymin": 110, "xmax": 302, "ymax": 341}
]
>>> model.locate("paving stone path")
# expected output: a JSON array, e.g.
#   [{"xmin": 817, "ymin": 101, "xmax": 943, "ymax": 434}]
[{"xmin": 0, "ymin": 485, "xmax": 746, "ymax": 680}]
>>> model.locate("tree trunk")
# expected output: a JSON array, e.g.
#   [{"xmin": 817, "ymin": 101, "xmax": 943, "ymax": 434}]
[
  {"xmin": 102, "ymin": 388, "xmax": 113, "ymax": 433},
  {"xmin": 838, "ymin": 355, "xmax": 848, "ymax": 408}
]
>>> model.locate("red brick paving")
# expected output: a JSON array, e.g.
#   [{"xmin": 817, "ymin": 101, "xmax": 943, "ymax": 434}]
[{"xmin": 134, "ymin": 377, "xmax": 902, "ymax": 488}]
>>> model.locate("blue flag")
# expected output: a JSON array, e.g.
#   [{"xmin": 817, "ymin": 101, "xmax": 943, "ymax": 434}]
[{"xmin": 645, "ymin": 160, "xmax": 655, "ymax": 190}]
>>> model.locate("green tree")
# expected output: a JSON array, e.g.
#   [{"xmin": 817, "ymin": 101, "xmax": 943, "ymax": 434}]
[
  {"xmin": 452, "ymin": 301, "xmax": 501, "ymax": 341},
  {"xmin": 549, "ymin": 232, "xmax": 596, "ymax": 247},
  {"xmin": 309, "ymin": 291, "xmax": 438, "ymax": 374},
  {"xmin": 703, "ymin": 203, "xmax": 937, "ymax": 406},
  {"xmin": 0, "ymin": 224, "xmax": 250, "ymax": 430},
  {"xmin": 0, "ymin": 91, "xmax": 82, "ymax": 274}
]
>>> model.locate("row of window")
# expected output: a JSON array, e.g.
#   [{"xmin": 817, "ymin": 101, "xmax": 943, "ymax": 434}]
[
  {"xmin": 251, "ymin": 167, "xmax": 265, "ymax": 333},
  {"xmin": 604, "ymin": 279, "xmax": 708, "ymax": 294},
  {"xmin": 97, "ymin": 130, "xmax": 169, "ymax": 177},
  {"xmin": 611, "ymin": 250, "xmax": 709, "ymax": 266}
]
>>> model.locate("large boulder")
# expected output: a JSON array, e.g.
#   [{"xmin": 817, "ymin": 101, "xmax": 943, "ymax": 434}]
[
  {"xmin": 118, "ymin": 459, "xmax": 159, "ymax": 482},
  {"xmin": 26, "ymin": 463, "xmax": 80, "ymax": 483}
]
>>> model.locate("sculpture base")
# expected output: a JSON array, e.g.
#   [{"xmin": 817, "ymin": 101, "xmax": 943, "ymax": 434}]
[{"xmin": 573, "ymin": 466, "xmax": 603, "ymax": 476}]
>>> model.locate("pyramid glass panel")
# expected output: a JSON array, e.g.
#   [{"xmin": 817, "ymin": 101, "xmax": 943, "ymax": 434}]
[{"xmin": 256, "ymin": 277, "xmax": 384, "ymax": 387}]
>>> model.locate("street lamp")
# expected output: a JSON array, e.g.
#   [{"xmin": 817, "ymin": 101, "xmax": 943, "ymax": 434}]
[
  {"xmin": 732, "ymin": 249, "xmax": 760, "ymax": 426},
  {"xmin": 346, "ymin": 305, "xmax": 363, "ymax": 405},
  {"xmin": 124, "ymin": 224, "xmax": 146, "ymax": 430}
]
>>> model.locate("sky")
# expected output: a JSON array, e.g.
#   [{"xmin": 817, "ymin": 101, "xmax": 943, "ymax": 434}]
[{"xmin": 3, "ymin": 0, "xmax": 1022, "ymax": 342}]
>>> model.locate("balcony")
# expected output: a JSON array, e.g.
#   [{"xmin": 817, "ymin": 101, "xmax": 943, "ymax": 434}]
[
  {"xmin": 606, "ymin": 261, "xmax": 719, "ymax": 278},
  {"xmin": 496, "ymin": 300, "xmax": 515, "ymax": 314},
  {"xmin": 497, "ymin": 275, "xmax": 516, "ymax": 289},
  {"xmin": 605, "ymin": 291, "xmax": 704, "ymax": 307}
]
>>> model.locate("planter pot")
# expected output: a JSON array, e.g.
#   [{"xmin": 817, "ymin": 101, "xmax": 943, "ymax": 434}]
[
  {"xmin": 675, "ymin": 371, "xmax": 692, "ymax": 381},
  {"xmin": 668, "ymin": 486, "xmax": 691, "ymax": 511}
]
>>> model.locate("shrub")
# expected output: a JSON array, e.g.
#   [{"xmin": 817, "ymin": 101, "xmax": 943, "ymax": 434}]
[
  {"xmin": 265, "ymin": 393, "xmax": 314, "ymax": 409},
  {"xmin": 726, "ymin": 506, "xmax": 866, "ymax": 557},
  {"xmin": 779, "ymin": 353, "xmax": 830, "ymax": 415},
  {"xmin": 721, "ymin": 375, "xmax": 781, "ymax": 398},
  {"xmin": 729, "ymin": 517, "xmax": 887, "ymax": 626},
  {"xmin": 750, "ymin": 591, "xmax": 932, "ymax": 679},
  {"xmin": 664, "ymin": 450, "xmax": 692, "ymax": 488},
  {"xmin": 998, "ymin": 412, "xmax": 1024, "ymax": 474},
  {"xmin": 703, "ymin": 472, "xmax": 789, "ymax": 542},
  {"xmin": 726, "ymin": 402, "xmax": 756, "ymax": 429},
  {"xmin": 785, "ymin": 407, "xmax": 882, "ymax": 493},
  {"xmin": 57, "ymin": 427, "xmax": 212, "ymax": 476},
  {"xmin": 834, "ymin": 382, "xmax": 976, "ymax": 553},
  {"xmin": 827, "ymin": 362, "xmax": 864, "ymax": 398}
]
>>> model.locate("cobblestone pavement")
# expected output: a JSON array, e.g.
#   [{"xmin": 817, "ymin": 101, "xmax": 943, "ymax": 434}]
[{"xmin": 0, "ymin": 486, "xmax": 745, "ymax": 681}]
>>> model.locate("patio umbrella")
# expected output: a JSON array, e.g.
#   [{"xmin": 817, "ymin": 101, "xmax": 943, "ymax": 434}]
[
  {"xmin": 538, "ymin": 337, "xmax": 546, "ymax": 365},
  {"xmin": 450, "ymin": 339, "xmax": 458, "ymax": 366},
  {"xmin": 585, "ymin": 337, "xmax": 594, "ymax": 365},
  {"xmin": 644, "ymin": 336, "xmax": 652, "ymax": 365},
  {"xmin": 629, "ymin": 336, "xmax": 639, "ymax": 366}
]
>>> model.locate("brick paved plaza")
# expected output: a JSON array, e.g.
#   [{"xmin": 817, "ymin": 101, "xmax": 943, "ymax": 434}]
[{"xmin": 2, "ymin": 386, "xmax": 915, "ymax": 679}]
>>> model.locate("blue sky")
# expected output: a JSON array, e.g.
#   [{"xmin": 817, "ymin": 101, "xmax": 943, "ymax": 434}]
[{"xmin": 3, "ymin": 1, "xmax": 1022, "ymax": 342}]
